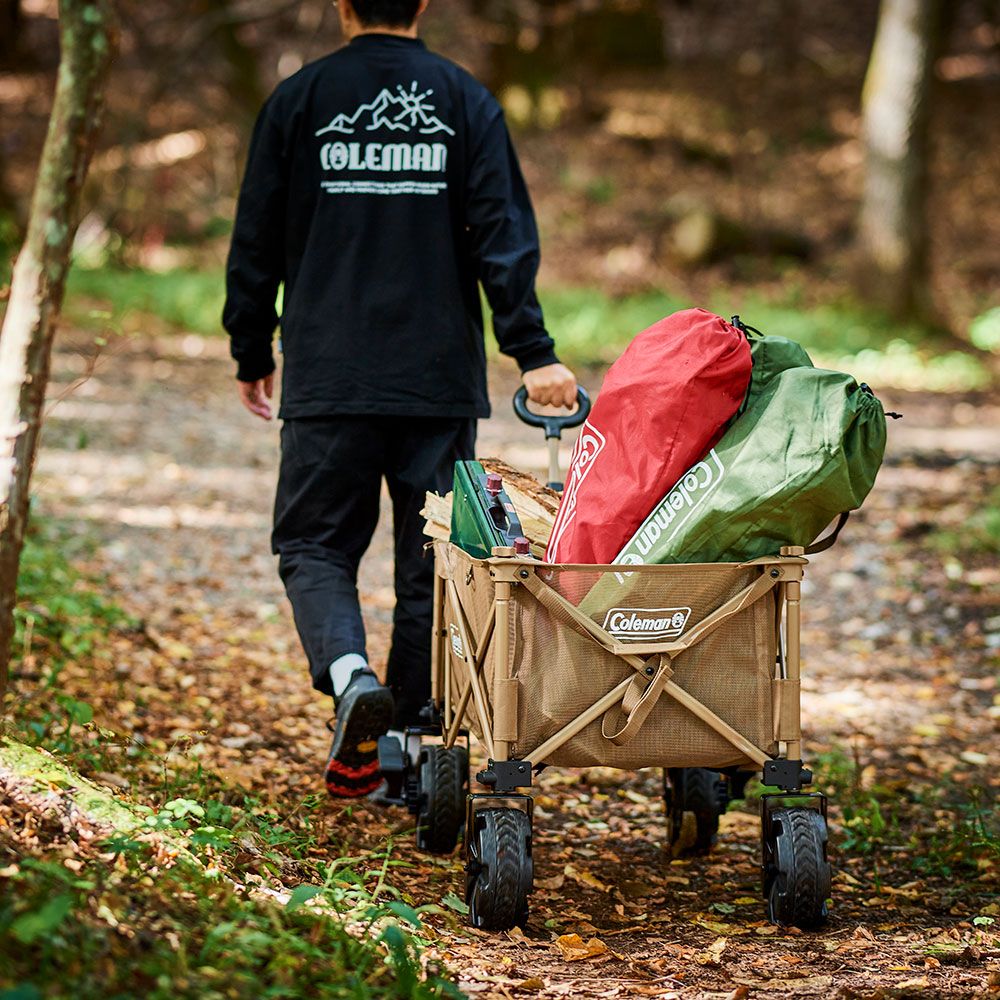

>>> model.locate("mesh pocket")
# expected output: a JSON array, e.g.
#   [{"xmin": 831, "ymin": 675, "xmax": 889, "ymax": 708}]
[{"xmin": 510, "ymin": 563, "xmax": 777, "ymax": 769}]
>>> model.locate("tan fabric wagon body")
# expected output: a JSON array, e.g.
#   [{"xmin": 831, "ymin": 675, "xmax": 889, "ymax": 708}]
[{"xmin": 432, "ymin": 540, "xmax": 807, "ymax": 775}]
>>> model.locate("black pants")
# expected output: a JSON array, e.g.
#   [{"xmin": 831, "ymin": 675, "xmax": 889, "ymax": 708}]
[{"xmin": 272, "ymin": 416, "xmax": 476, "ymax": 727}]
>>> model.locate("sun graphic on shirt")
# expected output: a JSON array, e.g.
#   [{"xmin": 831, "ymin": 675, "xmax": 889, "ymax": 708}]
[{"xmin": 392, "ymin": 82, "xmax": 455, "ymax": 135}]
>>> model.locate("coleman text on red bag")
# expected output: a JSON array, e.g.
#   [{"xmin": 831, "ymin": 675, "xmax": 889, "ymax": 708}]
[{"xmin": 546, "ymin": 309, "xmax": 752, "ymax": 564}]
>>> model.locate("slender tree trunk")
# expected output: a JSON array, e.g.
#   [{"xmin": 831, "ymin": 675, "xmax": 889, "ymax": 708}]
[
  {"xmin": 0, "ymin": 0, "xmax": 117, "ymax": 699},
  {"xmin": 858, "ymin": 0, "xmax": 944, "ymax": 322}
]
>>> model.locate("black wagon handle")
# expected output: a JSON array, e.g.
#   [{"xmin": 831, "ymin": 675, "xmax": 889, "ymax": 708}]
[
  {"xmin": 512, "ymin": 386, "xmax": 591, "ymax": 491},
  {"xmin": 512, "ymin": 385, "xmax": 590, "ymax": 439}
]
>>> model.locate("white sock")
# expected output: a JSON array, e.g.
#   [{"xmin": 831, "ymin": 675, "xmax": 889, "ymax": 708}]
[
  {"xmin": 329, "ymin": 653, "xmax": 369, "ymax": 698},
  {"xmin": 387, "ymin": 729, "xmax": 422, "ymax": 765}
]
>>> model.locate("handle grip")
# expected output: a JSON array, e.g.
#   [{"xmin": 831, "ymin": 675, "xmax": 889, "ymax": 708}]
[{"xmin": 512, "ymin": 385, "xmax": 591, "ymax": 440}]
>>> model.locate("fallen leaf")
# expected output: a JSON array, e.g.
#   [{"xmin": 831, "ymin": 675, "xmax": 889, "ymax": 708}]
[
  {"xmin": 535, "ymin": 873, "xmax": 566, "ymax": 891},
  {"xmin": 554, "ymin": 933, "xmax": 608, "ymax": 962},
  {"xmin": 692, "ymin": 916, "xmax": 749, "ymax": 936},
  {"xmin": 735, "ymin": 975, "xmax": 833, "ymax": 994},
  {"xmin": 506, "ymin": 927, "xmax": 548, "ymax": 949},
  {"xmin": 694, "ymin": 936, "xmax": 728, "ymax": 966},
  {"xmin": 517, "ymin": 978, "xmax": 545, "ymax": 991},
  {"xmin": 564, "ymin": 864, "xmax": 611, "ymax": 892}
]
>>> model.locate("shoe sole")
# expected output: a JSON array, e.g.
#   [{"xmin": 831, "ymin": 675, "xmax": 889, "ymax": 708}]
[{"xmin": 326, "ymin": 687, "xmax": 394, "ymax": 798}]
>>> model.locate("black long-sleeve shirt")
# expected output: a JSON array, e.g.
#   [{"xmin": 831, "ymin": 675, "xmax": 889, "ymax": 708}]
[{"xmin": 223, "ymin": 33, "xmax": 559, "ymax": 419}]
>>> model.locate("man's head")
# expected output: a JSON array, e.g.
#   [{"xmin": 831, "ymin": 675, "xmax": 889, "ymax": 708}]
[{"xmin": 337, "ymin": 0, "xmax": 428, "ymax": 38}]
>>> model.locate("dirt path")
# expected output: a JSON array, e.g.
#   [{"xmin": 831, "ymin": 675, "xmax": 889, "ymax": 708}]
[{"xmin": 32, "ymin": 329, "xmax": 1000, "ymax": 998}]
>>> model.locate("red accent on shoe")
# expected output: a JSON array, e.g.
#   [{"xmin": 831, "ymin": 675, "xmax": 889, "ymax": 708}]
[
  {"xmin": 325, "ymin": 756, "xmax": 381, "ymax": 779},
  {"xmin": 326, "ymin": 775, "xmax": 383, "ymax": 798}
]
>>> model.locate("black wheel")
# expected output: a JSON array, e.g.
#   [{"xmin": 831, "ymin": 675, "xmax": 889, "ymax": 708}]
[
  {"xmin": 465, "ymin": 807, "xmax": 532, "ymax": 930},
  {"xmin": 764, "ymin": 807, "xmax": 831, "ymax": 929},
  {"xmin": 416, "ymin": 745, "xmax": 468, "ymax": 854},
  {"xmin": 664, "ymin": 767, "xmax": 727, "ymax": 854}
]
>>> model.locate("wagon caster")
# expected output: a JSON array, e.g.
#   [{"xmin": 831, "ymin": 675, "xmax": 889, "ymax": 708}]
[
  {"xmin": 663, "ymin": 767, "xmax": 728, "ymax": 855},
  {"xmin": 762, "ymin": 806, "xmax": 831, "ymax": 929},
  {"xmin": 415, "ymin": 745, "xmax": 469, "ymax": 855},
  {"xmin": 465, "ymin": 807, "xmax": 533, "ymax": 930}
]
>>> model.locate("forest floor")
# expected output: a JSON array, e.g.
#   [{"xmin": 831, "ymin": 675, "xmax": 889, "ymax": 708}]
[{"xmin": 5, "ymin": 327, "xmax": 1000, "ymax": 998}]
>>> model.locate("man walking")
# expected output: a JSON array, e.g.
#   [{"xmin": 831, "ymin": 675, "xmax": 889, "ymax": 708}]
[{"xmin": 223, "ymin": 0, "xmax": 576, "ymax": 797}]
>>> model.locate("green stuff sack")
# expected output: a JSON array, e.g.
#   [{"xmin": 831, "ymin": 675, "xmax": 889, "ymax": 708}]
[
  {"xmin": 739, "ymin": 327, "xmax": 814, "ymax": 413},
  {"xmin": 614, "ymin": 365, "xmax": 887, "ymax": 566}
]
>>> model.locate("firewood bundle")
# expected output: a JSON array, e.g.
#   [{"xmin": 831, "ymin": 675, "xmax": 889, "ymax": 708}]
[{"xmin": 421, "ymin": 457, "xmax": 559, "ymax": 557}]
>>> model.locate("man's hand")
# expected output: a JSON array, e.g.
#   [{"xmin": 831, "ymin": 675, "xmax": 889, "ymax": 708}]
[
  {"xmin": 238, "ymin": 373, "xmax": 274, "ymax": 420},
  {"xmin": 522, "ymin": 363, "xmax": 578, "ymax": 409}
]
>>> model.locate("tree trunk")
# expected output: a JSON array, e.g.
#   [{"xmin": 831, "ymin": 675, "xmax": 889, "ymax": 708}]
[
  {"xmin": 0, "ymin": 0, "xmax": 22, "ymax": 67},
  {"xmin": 0, "ymin": 0, "xmax": 117, "ymax": 699},
  {"xmin": 858, "ymin": 0, "xmax": 944, "ymax": 322}
]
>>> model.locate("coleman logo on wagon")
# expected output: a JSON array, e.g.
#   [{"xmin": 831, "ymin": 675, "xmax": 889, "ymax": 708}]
[
  {"xmin": 315, "ymin": 81, "xmax": 454, "ymax": 197},
  {"xmin": 603, "ymin": 606, "xmax": 691, "ymax": 640}
]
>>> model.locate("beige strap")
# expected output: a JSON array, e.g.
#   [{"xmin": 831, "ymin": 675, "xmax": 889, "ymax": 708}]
[
  {"xmin": 599, "ymin": 571, "xmax": 780, "ymax": 746},
  {"xmin": 601, "ymin": 655, "xmax": 675, "ymax": 745}
]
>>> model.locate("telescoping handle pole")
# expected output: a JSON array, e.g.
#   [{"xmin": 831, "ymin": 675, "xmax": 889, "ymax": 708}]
[{"xmin": 512, "ymin": 386, "xmax": 591, "ymax": 491}]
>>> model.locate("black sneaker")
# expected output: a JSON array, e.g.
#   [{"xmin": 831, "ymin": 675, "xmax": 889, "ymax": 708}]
[{"xmin": 324, "ymin": 670, "xmax": 394, "ymax": 798}]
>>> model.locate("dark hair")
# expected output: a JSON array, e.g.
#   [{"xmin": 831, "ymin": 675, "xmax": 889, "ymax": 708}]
[{"xmin": 350, "ymin": 0, "xmax": 421, "ymax": 27}]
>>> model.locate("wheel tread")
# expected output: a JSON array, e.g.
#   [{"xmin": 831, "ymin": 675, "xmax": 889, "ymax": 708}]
[
  {"xmin": 767, "ymin": 807, "xmax": 831, "ymax": 929},
  {"xmin": 466, "ymin": 808, "xmax": 532, "ymax": 930},
  {"xmin": 416, "ymin": 746, "xmax": 468, "ymax": 854}
]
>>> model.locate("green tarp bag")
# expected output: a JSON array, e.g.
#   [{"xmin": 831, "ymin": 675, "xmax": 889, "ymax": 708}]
[{"xmin": 613, "ymin": 352, "xmax": 887, "ymax": 567}]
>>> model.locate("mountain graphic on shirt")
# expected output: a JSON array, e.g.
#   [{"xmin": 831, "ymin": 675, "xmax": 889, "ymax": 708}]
[{"xmin": 315, "ymin": 81, "xmax": 456, "ymax": 138}]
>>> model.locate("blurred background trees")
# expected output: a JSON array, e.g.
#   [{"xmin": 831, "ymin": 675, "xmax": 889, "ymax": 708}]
[
  {"xmin": 859, "ymin": 0, "xmax": 947, "ymax": 324},
  {"xmin": 0, "ymin": 0, "xmax": 998, "ymax": 374}
]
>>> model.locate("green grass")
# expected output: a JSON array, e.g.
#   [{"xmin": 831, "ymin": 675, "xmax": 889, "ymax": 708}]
[
  {"xmin": 4, "ymin": 523, "xmax": 463, "ymax": 1000},
  {"xmin": 1, "ymin": 845, "xmax": 461, "ymax": 1000},
  {"xmin": 540, "ymin": 286, "xmax": 992, "ymax": 391},
  {"xmin": 59, "ymin": 263, "xmax": 993, "ymax": 391},
  {"xmin": 929, "ymin": 484, "xmax": 1000, "ymax": 555},
  {"xmin": 65, "ymin": 264, "xmax": 227, "ymax": 338}
]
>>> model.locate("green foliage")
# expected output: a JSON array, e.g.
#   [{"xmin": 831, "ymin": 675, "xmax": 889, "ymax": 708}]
[
  {"xmin": 929, "ymin": 486, "xmax": 1000, "ymax": 555},
  {"xmin": 14, "ymin": 519, "xmax": 135, "ymax": 667},
  {"xmin": 59, "ymin": 264, "xmax": 993, "ymax": 392},
  {"xmin": 583, "ymin": 177, "xmax": 616, "ymax": 204},
  {"xmin": 0, "ymin": 210, "xmax": 21, "ymax": 269},
  {"xmin": 536, "ymin": 287, "xmax": 991, "ymax": 390},
  {"xmin": 807, "ymin": 748, "xmax": 1000, "ymax": 872},
  {"xmin": 969, "ymin": 306, "xmax": 1000, "ymax": 353},
  {"xmin": 65, "ymin": 264, "xmax": 227, "ymax": 337},
  {"xmin": 536, "ymin": 287, "xmax": 686, "ymax": 364},
  {"xmin": 5, "ymin": 528, "xmax": 462, "ymax": 998},
  {"xmin": 0, "ymin": 846, "xmax": 461, "ymax": 1000},
  {"xmin": 12, "ymin": 520, "xmax": 135, "ymax": 754}
]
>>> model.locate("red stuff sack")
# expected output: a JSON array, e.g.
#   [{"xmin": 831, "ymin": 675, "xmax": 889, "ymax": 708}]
[{"xmin": 546, "ymin": 308, "xmax": 752, "ymax": 564}]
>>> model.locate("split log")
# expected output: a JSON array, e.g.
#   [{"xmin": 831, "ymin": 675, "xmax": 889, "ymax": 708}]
[{"xmin": 421, "ymin": 457, "xmax": 560, "ymax": 557}]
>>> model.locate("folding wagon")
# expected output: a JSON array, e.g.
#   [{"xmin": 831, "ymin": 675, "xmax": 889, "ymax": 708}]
[{"xmin": 378, "ymin": 392, "xmax": 832, "ymax": 931}]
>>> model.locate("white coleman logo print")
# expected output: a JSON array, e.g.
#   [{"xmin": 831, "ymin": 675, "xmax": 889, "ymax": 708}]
[
  {"xmin": 614, "ymin": 449, "xmax": 726, "ymax": 573},
  {"xmin": 449, "ymin": 624, "xmax": 464, "ymax": 658},
  {"xmin": 603, "ymin": 607, "xmax": 691, "ymax": 640},
  {"xmin": 316, "ymin": 82, "xmax": 453, "ymax": 197},
  {"xmin": 546, "ymin": 420, "xmax": 606, "ymax": 560}
]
